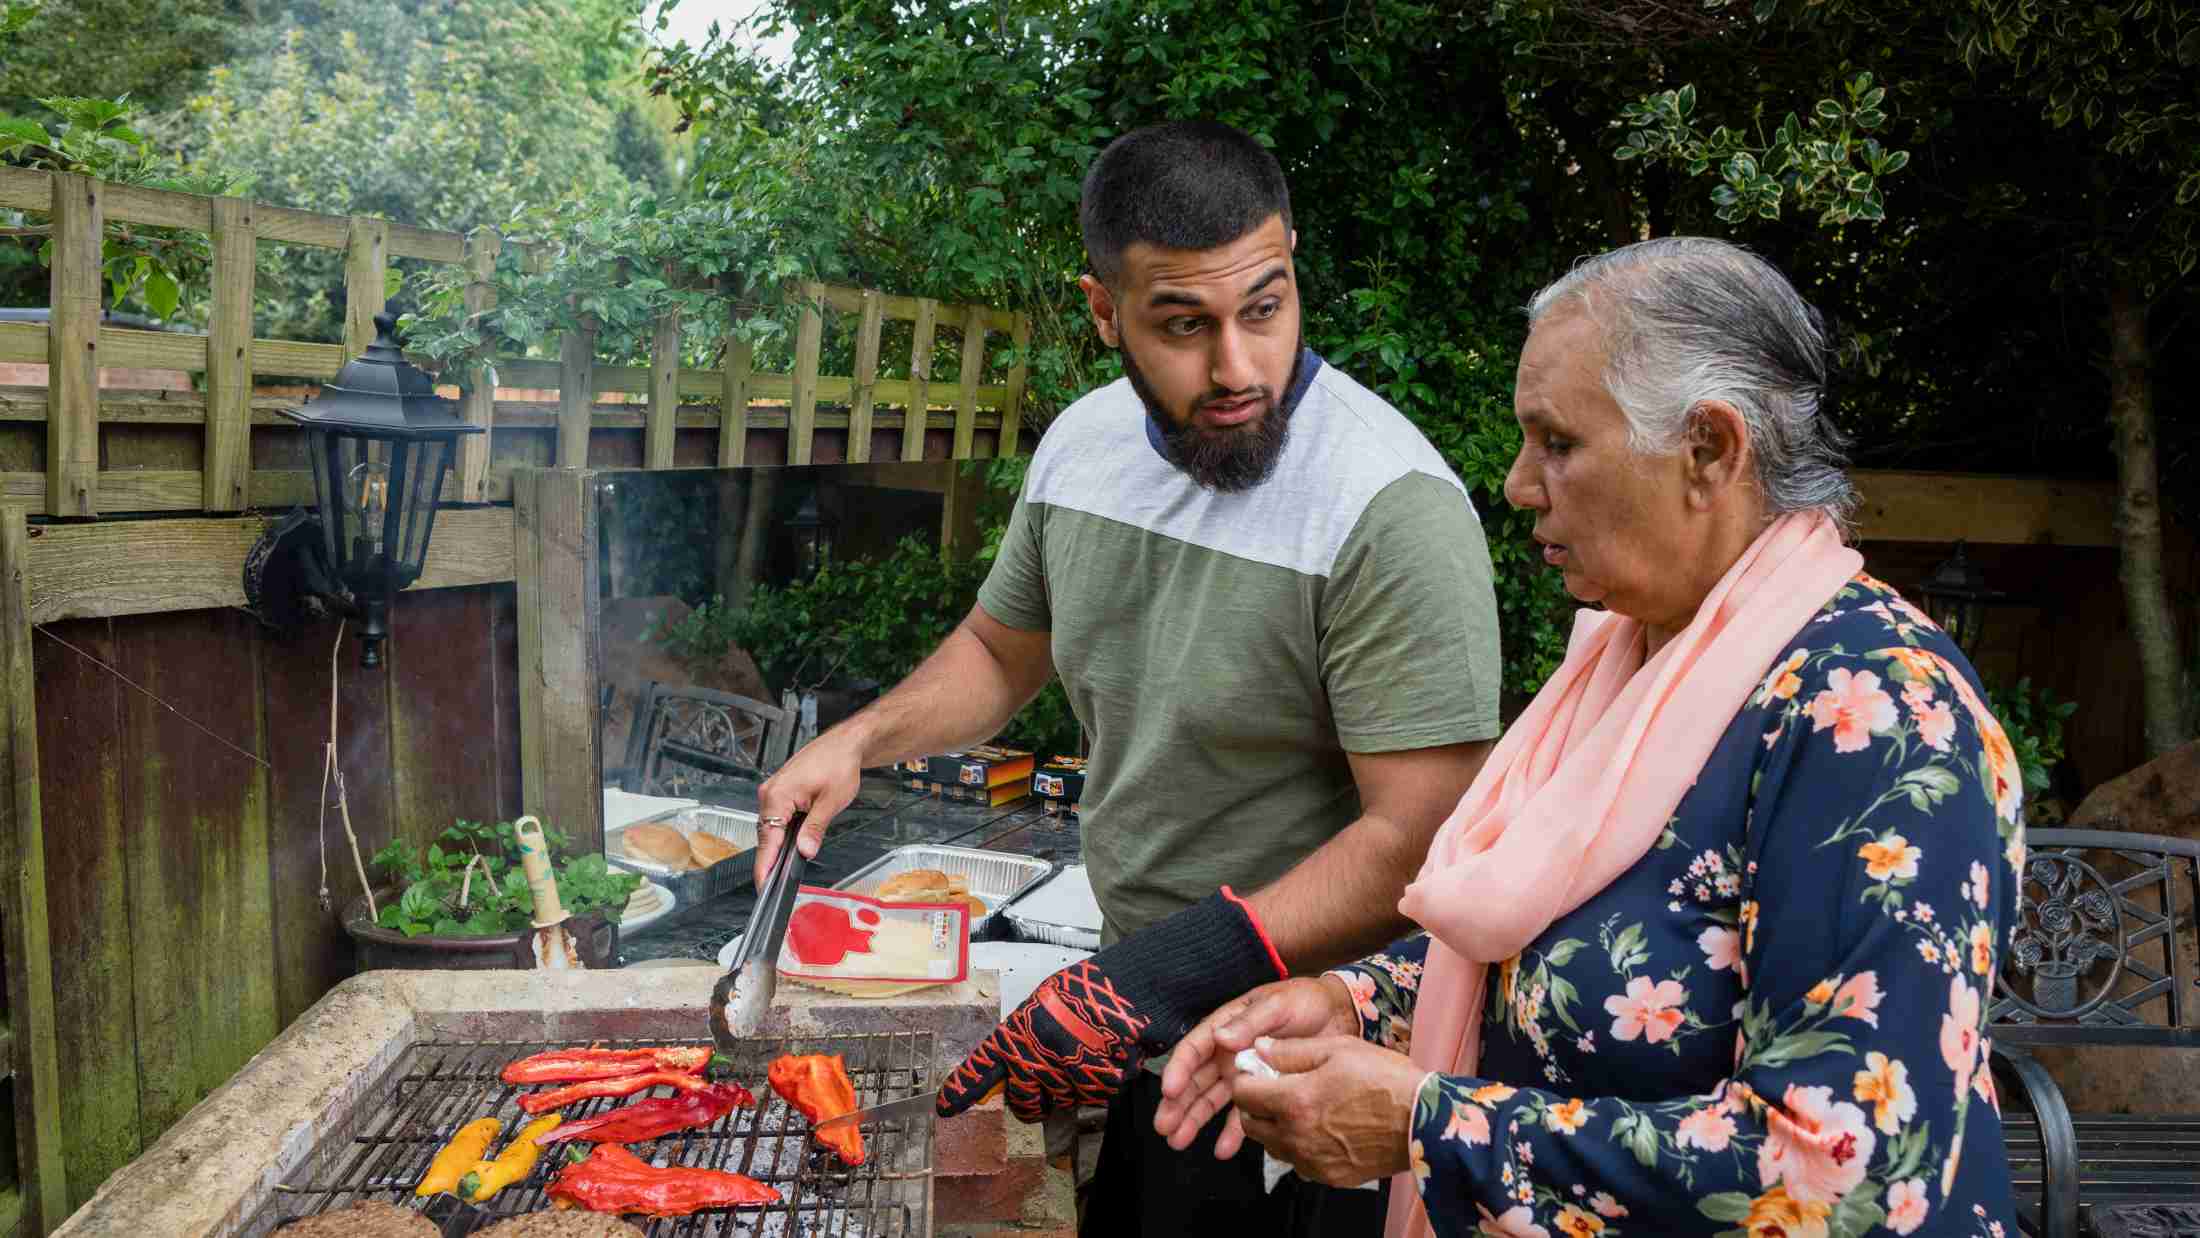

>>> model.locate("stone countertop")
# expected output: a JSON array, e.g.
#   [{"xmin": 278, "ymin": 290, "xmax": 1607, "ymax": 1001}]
[{"xmin": 615, "ymin": 773, "xmax": 1083, "ymax": 967}]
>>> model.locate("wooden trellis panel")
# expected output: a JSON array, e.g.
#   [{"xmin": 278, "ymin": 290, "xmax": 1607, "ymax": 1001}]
[{"xmin": 0, "ymin": 166, "xmax": 1033, "ymax": 518}]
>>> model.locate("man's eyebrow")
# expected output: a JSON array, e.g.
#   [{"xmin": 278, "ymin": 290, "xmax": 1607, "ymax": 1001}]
[
  {"xmin": 1143, "ymin": 264, "xmax": 1291, "ymax": 311},
  {"xmin": 1242, "ymin": 266, "xmax": 1288, "ymax": 297}
]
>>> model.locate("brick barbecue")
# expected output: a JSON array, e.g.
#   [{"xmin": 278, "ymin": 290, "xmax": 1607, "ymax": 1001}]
[{"xmin": 50, "ymin": 968, "xmax": 1006, "ymax": 1237}]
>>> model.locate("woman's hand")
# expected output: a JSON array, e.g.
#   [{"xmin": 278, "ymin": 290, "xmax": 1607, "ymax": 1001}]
[
  {"xmin": 1228, "ymin": 1035, "xmax": 1424, "ymax": 1188},
  {"xmin": 1154, "ymin": 976, "xmax": 1359, "ymax": 1157}
]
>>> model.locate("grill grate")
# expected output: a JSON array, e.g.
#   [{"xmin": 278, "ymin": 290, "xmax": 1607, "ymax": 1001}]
[{"xmin": 251, "ymin": 1032, "xmax": 934, "ymax": 1237}]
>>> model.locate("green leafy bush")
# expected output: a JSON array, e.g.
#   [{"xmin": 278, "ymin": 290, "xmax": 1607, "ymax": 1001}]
[
  {"xmin": 1984, "ymin": 675, "xmax": 2078, "ymax": 797},
  {"xmin": 369, "ymin": 817, "xmax": 641, "ymax": 938}
]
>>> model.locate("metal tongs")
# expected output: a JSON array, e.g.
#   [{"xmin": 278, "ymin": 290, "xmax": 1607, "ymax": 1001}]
[{"xmin": 710, "ymin": 812, "xmax": 809, "ymax": 1053}]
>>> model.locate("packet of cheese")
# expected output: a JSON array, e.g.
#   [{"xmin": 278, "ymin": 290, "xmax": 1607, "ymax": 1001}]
[{"xmin": 775, "ymin": 885, "xmax": 969, "ymax": 997}]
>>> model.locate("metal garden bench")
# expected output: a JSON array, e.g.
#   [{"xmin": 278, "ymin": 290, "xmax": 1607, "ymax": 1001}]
[{"xmin": 1991, "ymin": 828, "xmax": 2200, "ymax": 1238}]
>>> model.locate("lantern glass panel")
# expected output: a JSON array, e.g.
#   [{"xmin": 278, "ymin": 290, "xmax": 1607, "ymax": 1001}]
[
  {"xmin": 321, "ymin": 433, "xmax": 401, "ymax": 591},
  {"xmin": 394, "ymin": 437, "xmax": 451, "ymax": 585},
  {"xmin": 308, "ymin": 427, "xmax": 342, "ymax": 574}
]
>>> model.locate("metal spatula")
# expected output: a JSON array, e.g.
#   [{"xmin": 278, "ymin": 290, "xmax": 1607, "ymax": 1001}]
[{"xmin": 710, "ymin": 812, "xmax": 809, "ymax": 1053}]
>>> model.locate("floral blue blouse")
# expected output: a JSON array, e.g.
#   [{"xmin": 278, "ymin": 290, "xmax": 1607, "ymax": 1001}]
[{"xmin": 1331, "ymin": 574, "xmax": 2025, "ymax": 1238}]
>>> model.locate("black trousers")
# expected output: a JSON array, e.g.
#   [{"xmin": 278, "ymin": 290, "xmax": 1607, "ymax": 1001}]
[{"xmin": 1079, "ymin": 1070, "xmax": 1391, "ymax": 1236}]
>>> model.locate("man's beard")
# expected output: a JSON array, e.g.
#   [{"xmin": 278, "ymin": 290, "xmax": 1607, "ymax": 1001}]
[{"xmin": 1122, "ymin": 339, "xmax": 1300, "ymax": 493}]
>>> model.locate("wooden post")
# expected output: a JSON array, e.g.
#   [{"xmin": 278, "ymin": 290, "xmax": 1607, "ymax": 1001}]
[
  {"xmin": 847, "ymin": 290, "xmax": 884, "ymax": 464},
  {"xmin": 789, "ymin": 282, "xmax": 824, "ymax": 467},
  {"xmin": 202, "ymin": 198, "xmax": 256, "ymax": 512},
  {"xmin": 903, "ymin": 297, "xmax": 938, "ymax": 463},
  {"xmin": 558, "ymin": 317, "xmax": 596, "ymax": 468},
  {"xmin": 953, "ymin": 305, "xmax": 986, "ymax": 460},
  {"xmin": 512, "ymin": 468, "xmax": 604, "ymax": 852},
  {"xmin": 343, "ymin": 216, "xmax": 389, "ymax": 360},
  {"xmin": 1001, "ymin": 312, "xmax": 1032, "ymax": 459},
  {"xmin": 47, "ymin": 171, "xmax": 101, "ymax": 519},
  {"xmin": 940, "ymin": 462, "xmax": 987, "ymax": 561},
  {"xmin": 1, "ymin": 508, "xmax": 68, "ymax": 1231},
  {"xmin": 457, "ymin": 227, "xmax": 500, "ymax": 502},
  {"xmin": 646, "ymin": 310, "xmax": 679, "ymax": 470},
  {"xmin": 718, "ymin": 336, "xmax": 753, "ymax": 469}
]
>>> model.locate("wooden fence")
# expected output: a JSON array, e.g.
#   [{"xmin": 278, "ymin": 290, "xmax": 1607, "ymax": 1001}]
[
  {"xmin": 0, "ymin": 165, "xmax": 1029, "ymax": 1235},
  {"xmin": 0, "ymin": 165, "xmax": 1031, "ymax": 521}
]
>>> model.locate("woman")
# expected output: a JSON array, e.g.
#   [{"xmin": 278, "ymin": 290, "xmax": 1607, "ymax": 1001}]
[{"xmin": 1154, "ymin": 236, "xmax": 2023, "ymax": 1237}]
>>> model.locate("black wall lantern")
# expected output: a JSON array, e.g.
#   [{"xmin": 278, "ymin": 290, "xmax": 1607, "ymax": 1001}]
[
  {"xmin": 1918, "ymin": 539, "xmax": 2006, "ymax": 657},
  {"xmin": 245, "ymin": 312, "xmax": 484, "ymax": 667},
  {"xmin": 788, "ymin": 488, "xmax": 837, "ymax": 578}
]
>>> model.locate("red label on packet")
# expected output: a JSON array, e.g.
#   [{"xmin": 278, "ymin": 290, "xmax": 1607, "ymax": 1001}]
[{"xmin": 775, "ymin": 886, "xmax": 970, "ymax": 984}]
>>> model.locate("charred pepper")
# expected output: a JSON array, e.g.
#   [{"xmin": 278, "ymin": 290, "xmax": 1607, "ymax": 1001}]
[
  {"xmin": 501, "ymin": 1045, "xmax": 710, "ymax": 1085},
  {"xmin": 415, "ymin": 1117, "xmax": 501, "ymax": 1196},
  {"xmin": 767, "ymin": 1053, "xmax": 864, "ymax": 1166},
  {"xmin": 547, "ymin": 1143, "xmax": 779, "ymax": 1216},
  {"xmin": 533, "ymin": 1083, "xmax": 753, "ymax": 1146},
  {"xmin": 519, "ymin": 1067, "xmax": 715, "ymax": 1115}
]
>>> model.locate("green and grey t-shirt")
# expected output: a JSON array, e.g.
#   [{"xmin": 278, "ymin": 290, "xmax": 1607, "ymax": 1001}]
[{"xmin": 978, "ymin": 353, "xmax": 1501, "ymax": 944}]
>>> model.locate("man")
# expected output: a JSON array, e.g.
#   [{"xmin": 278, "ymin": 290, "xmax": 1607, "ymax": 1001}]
[{"xmin": 753, "ymin": 120, "xmax": 1501, "ymax": 1234}]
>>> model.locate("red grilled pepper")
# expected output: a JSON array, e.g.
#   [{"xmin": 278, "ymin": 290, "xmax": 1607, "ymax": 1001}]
[
  {"xmin": 767, "ymin": 1053, "xmax": 864, "ymax": 1166},
  {"xmin": 519, "ymin": 1068, "xmax": 714, "ymax": 1115},
  {"xmin": 534, "ymin": 1083, "xmax": 753, "ymax": 1145},
  {"xmin": 548, "ymin": 1142, "xmax": 779, "ymax": 1216},
  {"xmin": 502, "ymin": 1045, "xmax": 710, "ymax": 1085}
]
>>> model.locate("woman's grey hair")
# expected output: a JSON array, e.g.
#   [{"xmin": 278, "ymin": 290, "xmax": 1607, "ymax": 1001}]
[{"xmin": 1527, "ymin": 236, "xmax": 1858, "ymax": 528}]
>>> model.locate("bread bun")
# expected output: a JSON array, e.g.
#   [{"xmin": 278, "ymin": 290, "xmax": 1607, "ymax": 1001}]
[
  {"xmin": 687, "ymin": 830, "xmax": 739, "ymax": 869},
  {"xmin": 876, "ymin": 868, "xmax": 951, "ymax": 900},
  {"xmin": 958, "ymin": 893, "xmax": 989, "ymax": 922},
  {"xmin": 620, "ymin": 824, "xmax": 691, "ymax": 868}
]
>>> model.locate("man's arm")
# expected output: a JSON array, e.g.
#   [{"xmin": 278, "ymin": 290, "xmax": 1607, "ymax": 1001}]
[
  {"xmin": 1243, "ymin": 741, "xmax": 1489, "ymax": 973},
  {"xmin": 753, "ymin": 603, "xmax": 1052, "ymax": 880}
]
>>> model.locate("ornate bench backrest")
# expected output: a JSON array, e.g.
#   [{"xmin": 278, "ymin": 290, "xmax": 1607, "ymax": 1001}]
[
  {"xmin": 1989, "ymin": 827, "xmax": 2200, "ymax": 1048},
  {"xmin": 622, "ymin": 681, "xmax": 795, "ymax": 797}
]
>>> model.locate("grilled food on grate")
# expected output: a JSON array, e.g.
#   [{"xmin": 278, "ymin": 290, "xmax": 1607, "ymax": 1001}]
[
  {"xmin": 547, "ymin": 1144, "xmax": 780, "ymax": 1216},
  {"xmin": 768, "ymin": 1053, "xmax": 865, "ymax": 1166},
  {"xmin": 276, "ymin": 1199, "xmax": 437, "ymax": 1236},
  {"xmin": 471, "ymin": 1213, "xmax": 647, "ymax": 1237},
  {"xmin": 502, "ymin": 1045, "xmax": 710, "ymax": 1085}
]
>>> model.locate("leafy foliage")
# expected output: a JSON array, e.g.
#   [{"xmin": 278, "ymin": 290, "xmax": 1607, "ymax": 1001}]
[
  {"xmin": 1, "ymin": 0, "xmax": 249, "ymax": 118},
  {"xmin": 370, "ymin": 817, "xmax": 641, "ymax": 938},
  {"xmin": 1984, "ymin": 675, "xmax": 2078, "ymax": 799},
  {"xmin": 155, "ymin": 0, "xmax": 671, "ymax": 342},
  {"xmin": 1615, "ymin": 73, "xmax": 1909, "ymax": 226},
  {"xmin": 0, "ymin": 95, "xmax": 243, "ymax": 321}
]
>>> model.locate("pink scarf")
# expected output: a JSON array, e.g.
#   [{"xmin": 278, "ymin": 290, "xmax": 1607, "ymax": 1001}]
[{"xmin": 1383, "ymin": 512, "xmax": 1862, "ymax": 1238}]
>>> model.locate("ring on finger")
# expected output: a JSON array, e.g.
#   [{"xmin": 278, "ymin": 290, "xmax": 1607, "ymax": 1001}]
[{"xmin": 761, "ymin": 815, "xmax": 789, "ymax": 830}]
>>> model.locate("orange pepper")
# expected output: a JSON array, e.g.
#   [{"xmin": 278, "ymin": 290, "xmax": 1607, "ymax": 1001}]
[{"xmin": 767, "ymin": 1053, "xmax": 864, "ymax": 1166}]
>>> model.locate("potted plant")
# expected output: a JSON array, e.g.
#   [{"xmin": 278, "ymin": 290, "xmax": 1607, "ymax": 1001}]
[{"xmin": 343, "ymin": 817, "xmax": 643, "ymax": 971}]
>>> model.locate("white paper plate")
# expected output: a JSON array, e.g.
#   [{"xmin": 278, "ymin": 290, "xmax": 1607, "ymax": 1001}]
[{"xmin": 617, "ymin": 880, "xmax": 675, "ymax": 934}]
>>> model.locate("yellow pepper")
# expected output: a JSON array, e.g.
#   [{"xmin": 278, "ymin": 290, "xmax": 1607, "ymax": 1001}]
[
  {"xmin": 462, "ymin": 1113, "xmax": 562, "ymax": 1202},
  {"xmin": 415, "ymin": 1116, "xmax": 502, "ymax": 1196}
]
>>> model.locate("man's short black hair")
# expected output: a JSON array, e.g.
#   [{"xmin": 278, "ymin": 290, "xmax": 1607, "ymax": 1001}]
[{"xmin": 1080, "ymin": 120, "xmax": 1292, "ymax": 288}]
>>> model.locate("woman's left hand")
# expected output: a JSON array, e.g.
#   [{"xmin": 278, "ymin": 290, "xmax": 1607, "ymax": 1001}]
[{"xmin": 1228, "ymin": 1035, "xmax": 1424, "ymax": 1188}]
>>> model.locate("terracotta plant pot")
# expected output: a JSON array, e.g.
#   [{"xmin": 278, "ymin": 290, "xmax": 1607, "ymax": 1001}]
[{"xmin": 343, "ymin": 886, "xmax": 618, "ymax": 972}]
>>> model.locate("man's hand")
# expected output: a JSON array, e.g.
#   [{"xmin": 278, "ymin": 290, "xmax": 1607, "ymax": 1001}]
[
  {"xmin": 752, "ymin": 725, "xmax": 867, "ymax": 887},
  {"xmin": 937, "ymin": 888, "xmax": 1287, "ymax": 1122},
  {"xmin": 1154, "ymin": 975, "xmax": 1358, "ymax": 1157},
  {"xmin": 750, "ymin": 605, "xmax": 1055, "ymax": 888}
]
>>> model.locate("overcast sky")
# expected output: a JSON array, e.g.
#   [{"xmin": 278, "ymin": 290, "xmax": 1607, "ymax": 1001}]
[{"xmin": 648, "ymin": 0, "xmax": 797, "ymax": 62}]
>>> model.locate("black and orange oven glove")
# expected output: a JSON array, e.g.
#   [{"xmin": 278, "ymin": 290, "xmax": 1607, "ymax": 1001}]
[{"xmin": 936, "ymin": 887, "xmax": 1286, "ymax": 1122}]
